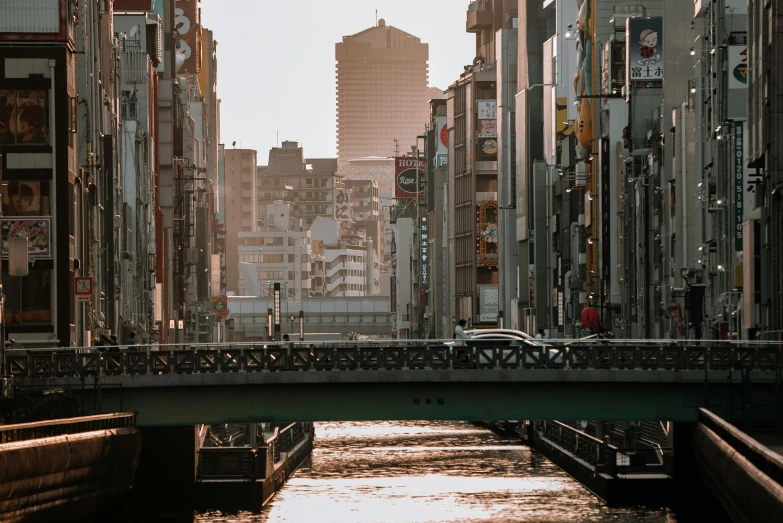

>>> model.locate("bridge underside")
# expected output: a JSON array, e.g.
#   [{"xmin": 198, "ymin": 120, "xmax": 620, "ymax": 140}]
[{"xmin": 71, "ymin": 370, "xmax": 779, "ymax": 426}]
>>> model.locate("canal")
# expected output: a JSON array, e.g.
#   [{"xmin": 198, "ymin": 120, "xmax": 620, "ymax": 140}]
[{"xmin": 186, "ymin": 421, "xmax": 687, "ymax": 523}]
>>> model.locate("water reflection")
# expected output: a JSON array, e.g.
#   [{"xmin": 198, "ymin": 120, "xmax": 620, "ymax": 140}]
[{"xmin": 192, "ymin": 421, "xmax": 683, "ymax": 523}]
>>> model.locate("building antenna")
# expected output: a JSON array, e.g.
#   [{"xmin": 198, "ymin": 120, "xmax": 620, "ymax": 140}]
[
  {"xmin": 277, "ymin": 129, "xmax": 279, "ymax": 147},
  {"xmin": 376, "ymin": 9, "xmax": 378, "ymax": 26},
  {"xmin": 393, "ymin": 138, "xmax": 399, "ymax": 157}
]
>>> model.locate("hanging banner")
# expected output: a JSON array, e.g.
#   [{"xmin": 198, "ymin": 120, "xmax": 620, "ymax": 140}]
[
  {"xmin": 734, "ymin": 122, "xmax": 744, "ymax": 251},
  {"xmin": 394, "ymin": 157, "xmax": 425, "ymax": 198},
  {"xmin": 420, "ymin": 216, "xmax": 429, "ymax": 290},
  {"xmin": 728, "ymin": 46, "xmax": 748, "ymax": 90},
  {"xmin": 477, "ymin": 100, "xmax": 497, "ymax": 120},
  {"xmin": 626, "ymin": 17, "xmax": 664, "ymax": 83}
]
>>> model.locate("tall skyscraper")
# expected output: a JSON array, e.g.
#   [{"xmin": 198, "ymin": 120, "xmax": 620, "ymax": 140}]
[{"xmin": 335, "ymin": 19, "xmax": 441, "ymax": 167}]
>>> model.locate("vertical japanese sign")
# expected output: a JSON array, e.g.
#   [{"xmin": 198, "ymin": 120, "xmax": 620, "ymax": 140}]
[
  {"xmin": 477, "ymin": 100, "xmax": 497, "ymax": 120},
  {"xmin": 175, "ymin": 0, "xmax": 201, "ymax": 73},
  {"xmin": 333, "ymin": 188, "xmax": 352, "ymax": 224},
  {"xmin": 734, "ymin": 122, "xmax": 744, "ymax": 251},
  {"xmin": 626, "ymin": 17, "xmax": 663, "ymax": 83},
  {"xmin": 420, "ymin": 217, "xmax": 429, "ymax": 290}
]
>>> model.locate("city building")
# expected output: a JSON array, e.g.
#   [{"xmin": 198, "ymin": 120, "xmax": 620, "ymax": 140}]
[
  {"xmin": 224, "ymin": 148, "xmax": 258, "ymax": 295},
  {"xmin": 335, "ymin": 19, "xmax": 441, "ymax": 166},
  {"xmin": 236, "ymin": 201, "xmax": 312, "ymax": 300},
  {"xmin": 258, "ymin": 141, "xmax": 340, "ymax": 229}
]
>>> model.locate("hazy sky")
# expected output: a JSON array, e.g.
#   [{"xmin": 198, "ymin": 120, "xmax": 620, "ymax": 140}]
[{"xmin": 199, "ymin": 0, "xmax": 475, "ymax": 161}]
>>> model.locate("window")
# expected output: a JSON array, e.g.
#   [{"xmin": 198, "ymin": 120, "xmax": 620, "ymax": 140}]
[
  {"xmin": 288, "ymin": 254, "xmax": 295, "ymax": 263},
  {"xmin": 3, "ymin": 269, "xmax": 52, "ymax": 325},
  {"xmin": 262, "ymin": 254, "xmax": 283, "ymax": 263},
  {"xmin": 0, "ymin": 90, "xmax": 49, "ymax": 145}
]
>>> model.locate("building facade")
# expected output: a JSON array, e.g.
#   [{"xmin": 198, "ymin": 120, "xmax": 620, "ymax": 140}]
[{"xmin": 335, "ymin": 19, "xmax": 439, "ymax": 165}]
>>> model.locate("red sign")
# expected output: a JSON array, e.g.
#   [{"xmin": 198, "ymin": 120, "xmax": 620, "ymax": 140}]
[
  {"xmin": 175, "ymin": 0, "xmax": 201, "ymax": 73},
  {"xmin": 394, "ymin": 157, "xmax": 425, "ymax": 198},
  {"xmin": 75, "ymin": 276, "xmax": 93, "ymax": 302}
]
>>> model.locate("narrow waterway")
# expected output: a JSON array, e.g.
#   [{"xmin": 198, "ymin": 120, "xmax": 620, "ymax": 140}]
[{"xmin": 191, "ymin": 421, "xmax": 685, "ymax": 523}]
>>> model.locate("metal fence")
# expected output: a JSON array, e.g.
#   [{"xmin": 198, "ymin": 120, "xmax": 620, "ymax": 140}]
[
  {"xmin": 0, "ymin": 413, "xmax": 137, "ymax": 443},
  {"xmin": 4, "ymin": 341, "xmax": 782, "ymax": 378}
]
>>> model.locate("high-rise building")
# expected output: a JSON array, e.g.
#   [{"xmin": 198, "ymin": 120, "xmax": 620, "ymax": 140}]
[
  {"xmin": 335, "ymin": 19, "xmax": 441, "ymax": 166},
  {"xmin": 224, "ymin": 149, "xmax": 258, "ymax": 295}
]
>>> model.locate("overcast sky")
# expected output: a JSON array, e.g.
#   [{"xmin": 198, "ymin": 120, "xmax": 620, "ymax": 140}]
[{"xmin": 199, "ymin": 0, "xmax": 475, "ymax": 161}]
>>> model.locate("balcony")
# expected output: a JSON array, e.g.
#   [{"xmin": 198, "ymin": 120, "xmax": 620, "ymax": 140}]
[{"xmin": 466, "ymin": 0, "xmax": 493, "ymax": 33}]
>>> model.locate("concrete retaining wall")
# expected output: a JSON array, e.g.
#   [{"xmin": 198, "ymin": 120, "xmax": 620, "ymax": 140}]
[
  {"xmin": 0, "ymin": 428, "xmax": 142, "ymax": 521},
  {"xmin": 694, "ymin": 423, "xmax": 783, "ymax": 523}
]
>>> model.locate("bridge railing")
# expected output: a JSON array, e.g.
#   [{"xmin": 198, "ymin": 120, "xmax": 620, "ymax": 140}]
[
  {"xmin": 0, "ymin": 412, "xmax": 137, "ymax": 443},
  {"xmin": 533, "ymin": 420, "xmax": 673, "ymax": 476},
  {"xmin": 3, "ymin": 341, "xmax": 782, "ymax": 378}
]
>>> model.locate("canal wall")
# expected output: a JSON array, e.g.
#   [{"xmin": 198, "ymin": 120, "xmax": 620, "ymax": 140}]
[
  {"xmin": 0, "ymin": 425, "xmax": 142, "ymax": 522},
  {"xmin": 693, "ymin": 410, "xmax": 783, "ymax": 523}
]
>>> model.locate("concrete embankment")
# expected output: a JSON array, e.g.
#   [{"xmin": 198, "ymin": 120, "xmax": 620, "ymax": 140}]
[{"xmin": 0, "ymin": 426, "xmax": 142, "ymax": 522}]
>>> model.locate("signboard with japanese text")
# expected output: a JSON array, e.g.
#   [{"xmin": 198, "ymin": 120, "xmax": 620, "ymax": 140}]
[
  {"xmin": 477, "ymin": 100, "xmax": 497, "ymax": 120},
  {"xmin": 394, "ymin": 157, "xmax": 425, "ymax": 198},
  {"xmin": 478, "ymin": 284, "xmax": 499, "ymax": 322},
  {"xmin": 734, "ymin": 122, "xmax": 744, "ymax": 251},
  {"xmin": 175, "ymin": 0, "xmax": 201, "ymax": 73},
  {"xmin": 420, "ymin": 217, "xmax": 429, "ymax": 290},
  {"xmin": 626, "ymin": 17, "xmax": 663, "ymax": 83},
  {"xmin": 333, "ymin": 188, "xmax": 352, "ymax": 224},
  {"xmin": 312, "ymin": 239, "xmax": 324, "ymax": 256}
]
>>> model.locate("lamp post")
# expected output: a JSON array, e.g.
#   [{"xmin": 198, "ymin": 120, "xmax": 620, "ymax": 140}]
[
  {"xmin": 289, "ymin": 314, "xmax": 295, "ymax": 336},
  {"xmin": 267, "ymin": 308, "xmax": 273, "ymax": 341},
  {"xmin": 299, "ymin": 310, "xmax": 304, "ymax": 341}
]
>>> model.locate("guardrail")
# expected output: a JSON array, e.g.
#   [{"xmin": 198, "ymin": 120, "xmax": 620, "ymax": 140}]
[
  {"xmin": 0, "ymin": 413, "xmax": 137, "ymax": 443},
  {"xmin": 533, "ymin": 420, "xmax": 673, "ymax": 476},
  {"xmin": 3, "ymin": 341, "xmax": 782, "ymax": 379}
]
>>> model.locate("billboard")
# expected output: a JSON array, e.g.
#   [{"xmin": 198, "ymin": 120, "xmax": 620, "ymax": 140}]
[
  {"xmin": 477, "ymin": 100, "xmax": 496, "ymax": 120},
  {"xmin": 212, "ymin": 296, "xmax": 228, "ymax": 319},
  {"xmin": 477, "ymin": 119, "xmax": 497, "ymax": 138},
  {"xmin": 478, "ymin": 138, "xmax": 498, "ymax": 160},
  {"xmin": 626, "ymin": 17, "xmax": 664, "ymax": 83},
  {"xmin": 1, "ymin": 218, "xmax": 52, "ymax": 259},
  {"xmin": 175, "ymin": 0, "xmax": 201, "ymax": 73},
  {"xmin": 394, "ymin": 157, "xmax": 425, "ymax": 198},
  {"xmin": 312, "ymin": 239, "xmax": 324, "ymax": 256},
  {"xmin": 333, "ymin": 188, "xmax": 352, "ymax": 224},
  {"xmin": 436, "ymin": 116, "xmax": 448, "ymax": 156},
  {"xmin": 478, "ymin": 284, "xmax": 499, "ymax": 322},
  {"xmin": 728, "ymin": 46, "xmax": 748, "ymax": 90}
]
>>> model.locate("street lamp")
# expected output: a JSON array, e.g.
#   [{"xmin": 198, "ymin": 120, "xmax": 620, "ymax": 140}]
[
  {"xmin": 289, "ymin": 314, "xmax": 295, "ymax": 335},
  {"xmin": 299, "ymin": 310, "xmax": 304, "ymax": 341}
]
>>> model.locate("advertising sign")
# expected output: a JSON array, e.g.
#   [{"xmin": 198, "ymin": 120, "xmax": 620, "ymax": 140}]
[
  {"xmin": 477, "ymin": 119, "xmax": 497, "ymax": 138},
  {"xmin": 311, "ymin": 240, "xmax": 324, "ymax": 256},
  {"xmin": 626, "ymin": 17, "xmax": 664, "ymax": 83},
  {"xmin": 174, "ymin": 0, "xmax": 201, "ymax": 73},
  {"xmin": 436, "ymin": 116, "xmax": 448, "ymax": 155},
  {"xmin": 212, "ymin": 296, "xmax": 228, "ymax": 319},
  {"xmin": 728, "ymin": 46, "xmax": 748, "ymax": 90},
  {"xmin": 1, "ymin": 218, "xmax": 51, "ymax": 259},
  {"xmin": 333, "ymin": 188, "xmax": 352, "ymax": 224},
  {"xmin": 478, "ymin": 199, "xmax": 498, "ymax": 267},
  {"xmin": 478, "ymin": 284, "xmax": 499, "ymax": 322},
  {"xmin": 477, "ymin": 100, "xmax": 497, "ymax": 120},
  {"xmin": 478, "ymin": 138, "xmax": 498, "ymax": 160},
  {"xmin": 734, "ymin": 122, "xmax": 744, "ymax": 251},
  {"xmin": 420, "ymin": 217, "xmax": 429, "ymax": 290},
  {"xmin": 394, "ymin": 157, "xmax": 425, "ymax": 198}
]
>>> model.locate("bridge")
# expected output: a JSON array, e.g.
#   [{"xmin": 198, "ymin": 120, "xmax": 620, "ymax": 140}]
[{"xmin": 3, "ymin": 340, "xmax": 781, "ymax": 426}]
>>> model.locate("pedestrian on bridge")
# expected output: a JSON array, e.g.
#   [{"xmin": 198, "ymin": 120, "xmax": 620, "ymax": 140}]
[{"xmin": 454, "ymin": 319, "xmax": 471, "ymax": 346}]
